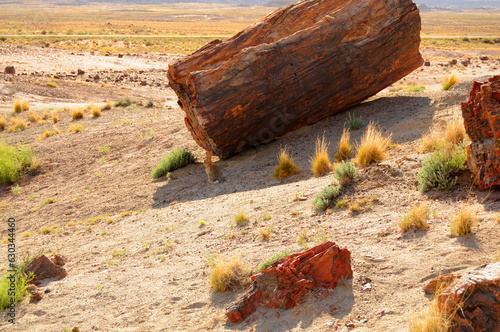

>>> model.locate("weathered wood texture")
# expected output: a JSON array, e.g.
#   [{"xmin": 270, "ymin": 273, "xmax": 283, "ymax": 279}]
[
  {"xmin": 462, "ymin": 75, "xmax": 500, "ymax": 190},
  {"xmin": 168, "ymin": 0, "xmax": 423, "ymax": 158},
  {"xmin": 225, "ymin": 241, "xmax": 352, "ymax": 323}
]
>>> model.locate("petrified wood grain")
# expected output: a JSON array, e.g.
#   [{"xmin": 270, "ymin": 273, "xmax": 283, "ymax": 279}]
[
  {"xmin": 168, "ymin": 0, "xmax": 423, "ymax": 158},
  {"xmin": 225, "ymin": 241, "xmax": 352, "ymax": 323}
]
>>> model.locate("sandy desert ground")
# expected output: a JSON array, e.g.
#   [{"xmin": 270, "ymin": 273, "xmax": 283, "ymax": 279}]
[{"xmin": 0, "ymin": 43, "xmax": 500, "ymax": 332}]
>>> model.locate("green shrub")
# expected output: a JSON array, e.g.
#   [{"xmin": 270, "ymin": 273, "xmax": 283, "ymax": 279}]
[
  {"xmin": 114, "ymin": 98, "xmax": 135, "ymax": 107},
  {"xmin": 334, "ymin": 161, "xmax": 358, "ymax": 185},
  {"xmin": 313, "ymin": 185, "xmax": 341, "ymax": 211},
  {"xmin": 347, "ymin": 113, "xmax": 363, "ymax": 130},
  {"xmin": 416, "ymin": 144, "xmax": 467, "ymax": 192},
  {"xmin": 0, "ymin": 254, "xmax": 34, "ymax": 311},
  {"xmin": 151, "ymin": 148, "xmax": 196, "ymax": 178},
  {"xmin": 258, "ymin": 252, "xmax": 290, "ymax": 272},
  {"xmin": 0, "ymin": 142, "xmax": 35, "ymax": 184}
]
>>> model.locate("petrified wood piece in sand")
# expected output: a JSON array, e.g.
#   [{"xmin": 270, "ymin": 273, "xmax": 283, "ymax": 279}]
[
  {"xmin": 24, "ymin": 255, "xmax": 67, "ymax": 282},
  {"xmin": 168, "ymin": 0, "xmax": 423, "ymax": 158},
  {"xmin": 225, "ymin": 241, "xmax": 352, "ymax": 323},
  {"xmin": 436, "ymin": 263, "xmax": 500, "ymax": 331},
  {"xmin": 461, "ymin": 75, "xmax": 500, "ymax": 190}
]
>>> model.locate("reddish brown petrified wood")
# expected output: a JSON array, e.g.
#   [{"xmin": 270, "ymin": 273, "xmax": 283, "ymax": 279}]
[
  {"xmin": 168, "ymin": 0, "xmax": 423, "ymax": 158},
  {"xmin": 461, "ymin": 75, "xmax": 500, "ymax": 190},
  {"xmin": 225, "ymin": 241, "xmax": 352, "ymax": 323},
  {"xmin": 24, "ymin": 255, "xmax": 67, "ymax": 282}
]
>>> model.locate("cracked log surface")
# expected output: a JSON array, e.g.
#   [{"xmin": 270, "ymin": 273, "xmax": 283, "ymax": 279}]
[{"xmin": 168, "ymin": 0, "xmax": 423, "ymax": 158}]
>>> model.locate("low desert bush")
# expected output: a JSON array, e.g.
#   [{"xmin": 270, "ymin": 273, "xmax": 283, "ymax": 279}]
[
  {"xmin": 335, "ymin": 127, "xmax": 352, "ymax": 161},
  {"xmin": 416, "ymin": 144, "xmax": 467, "ymax": 192},
  {"xmin": 347, "ymin": 112, "xmax": 363, "ymax": 130},
  {"xmin": 313, "ymin": 185, "xmax": 341, "ymax": 211},
  {"xmin": 354, "ymin": 122, "xmax": 392, "ymax": 167},
  {"xmin": 399, "ymin": 203, "xmax": 430, "ymax": 232},
  {"xmin": 91, "ymin": 105, "xmax": 102, "ymax": 117},
  {"xmin": 114, "ymin": 98, "xmax": 135, "ymax": 107},
  {"xmin": 273, "ymin": 147, "xmax": 300, "ymax": 180},
  {"xmin": 0, "ymin": 116, "xmax": 5, "ymax": 131},
  {"xmin": 0, "ymin": 254, "xmax": 34, "ymax": 311},
  {"xmin": 258, "ymin": 251, "xmax": 290, "ymax": 272},
  {"xmin": 66, "ymin": 124, "xmax": 85, "ymax": 133},
  {"xmin": 234, "ymin": 211, "xmax": 250, "ymax": 226},
  {"xmin": 0, "ymin": 143, "xmax": 35, "ymax": 184},
  {"xmin": 36, "ymin": 125, "xmax": 61, "ymax": 141},
  {"xmin": 13, "ymin": 99, "xmax": 29, "ymax": 113},
  {"xmin": 258, "ymin": 225, "xmax": 273, "ymax": 241},
  {"xmin": 310, "ymin": 135, "xmax": 331, "ymax": 176},
  {"xmin": 403, "ymin": 83, "xmax": 426, "ymax": 92},
  {"xmin": 151, "ymin": 148, "xmax": 196, "ymax": 179},
  {"xmin": 334, "ymin": 161, "xmax": 358, "ymax": 185},
  {"xmin": 208, "ymin": 256, "xmax": 248, "ymax": 293},
  {"xmin": 442, "ymin": 71, "xmax": 460, "ymax": 91},
  {"xmin": 7, "ymin": 117, "xmax": 28, "ymax": 133},
  {"xmin": 450, "ymin": 205, "xmax": 477, "ymax": 236},
  {"xmin": 71, "ymin": 107, "xmax": 85, "ymax": 120}
]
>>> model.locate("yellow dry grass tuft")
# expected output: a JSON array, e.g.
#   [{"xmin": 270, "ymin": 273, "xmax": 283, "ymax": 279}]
[
  {"xmin": 13, "ymin": 99, "xmax": 29, "ymax": 113},
  {"xmin": 420, "ymin": 129, "xmax": 442, "ymax": 153},
  {"xmin": 66, "ymin": 124, "xmax": 85, "ymax": 133},
  {"xmin": 442, "ymin": 70, "xmax": 460, "ymax": 91},
  {"xmin": 408, "ymin": 299, "xmax": 452, "ymax": 332},
  {"xmin": 71, "ymin": 107, "xmax": 85, "ymax": 120},
  {"xmin": 444, "ymin": 115, "xmax": 466, "ymax": 145},
  {"xmin": 354, "ymin": 122, "xmax": 392, "ymax": 167},
  {"xmin": 208, "ymin": 256, "xmax": 248, "ymax": 293},
  {"xmin": 450, "ymin": 205, "xmax": 477, "ymax": 236},
  {"xmin": 273, "ymin": 147, "xmax": 300, "ymax": 180},
  {"xmin": 399, "ymin": 203, "xmax": 430, "ymax": 232},
  {"xmin": 7, "ymin": 117, "xmax": 28, "ymax": 133},
  {"xmin": 335, "ymin": 127, "xmax": 352, "ymax": 162},
  {"xmin": 310, "ymin": 135, "xmax": 331, "ymax": 176},
  {"xmin": 91, "ymin": 104, "xmax": 102, "ymax": 117},
  {"xmin": 0, "ymin": 116, "xmax": 5, "ymax": 131},
  {"xmin": 51, "ymin": 111, "xmax": 59, "ymax": 123},
  {"xmin": 36, "ymin": 125, "xmax": 61, "ymax": 141}
]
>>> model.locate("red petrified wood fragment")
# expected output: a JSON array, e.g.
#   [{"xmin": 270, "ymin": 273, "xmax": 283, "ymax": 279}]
[
  {"xmin": 225, "ymin": 241, "xmax": 352, "ymax": 323},
  {"xmin": 435, "ymin": 263, "xmax": 500, "ymax": 332},
  {"xmin": 25, "ymin": 255, "xmax": 68, "ymax": 282},
  {"xmin": 168, "ymin": 0, "xmax": 423, "ymax": 158},
  {"xmin": 461, "ymin": 75, "xmax": 500, "ymax": 190}
]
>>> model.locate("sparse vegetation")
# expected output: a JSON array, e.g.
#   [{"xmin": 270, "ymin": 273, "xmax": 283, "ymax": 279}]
[
  {"xmin": 208, "ymin": 256, "xmax": 248, "ymax": 293},
  {"xmin": 66, "ymin": 124, "xmax": 85, "ymax": 133},
  {"xmin": 114, "ymin": 98, "xmax": 135, "ymax": 107},
  {"xmin": 409, "ymin": 298, "xmax": 452, "ymax": 332},
  {"xmin": 8, "ymin": 117, "xmax": 28, "ymax": 133},
  {"xmin": 91, "ymin": 105, "xmax": 102, "ymax": 117},
  {"xmin": 234, "ymin": 211, "xmax": 250, "ymax": 226},
  {"xmin": 46, "ymin": 81, "xmax": 58, "ymax": 88},
  {"xmin": 312, "ymin": 185, "xmax": 341, "ymax": 211},
  {"xmin": 104, "ymin": 101, "xmax": 112, "ymax": 110},
  {"xmin": 416, "ymin": 144, "xmax": 467, "ymax": 192},
  {"xmin": 0, "ymin": 116, "xmax": 6, "ymax": 131},
  {"xmin": 36, "ymin": 125, "xmax": 61, "ymax": 141},
  {"xmin": 258, "ymin": 251, "xmax": 290, "ymax": 272},
  {"xmin": 399, "ymin": 203, "xmax": 430, "ymax": 232},
  {"xmin": 403, "ymin": 83, "xmax": 426, "ymax": 92},
  {"xmin": 40, "ymin": 197, "xmax": 56, "ymax": 206},
  {"xmin": 0, "ymin": 142, "xmax": 35, "ymax": 184},
  {"xmin": 310, "ymin": 135, "xmax": 331, "ymax": 176},
  {"xmin": 71, "ymin": 107, "xmax": 85, "ymax": 120},
  {"xmin": 258, "ymin": 225, "xmax": 273, "ymax": 241},
  {"xmin": 13, "ymin": 99, "xmax": 29, "ymax": 113},
  {"xmin": 444, "ymin": 116, "xmax": 466, "ymax": 146},
  {"xmin": 354, "ymin": 122, "xmax": 392, "ymax": 167},
  {"xmin": 51, "ymin": 111, "xmax": 59, "ymax": 123},
  {"xmin": 0, "ymin": 254, "xmax": 34, "ymax": 311},
  {"xmin": 273, "ymin": 147, "xmax": 300, "ymax": 180},
  {"xmin": 335, "ymin": 127, "xmax": 352, "ymax": 162},
  {"xmin": 11, "ymin": 185, "xmax": 22, "ymax": 195},
  {"xmin": 151, "ymin": 148, "xmax": 197, "ymax": 179},
  {"xmin": 420, "ymin": 129, "xmax": 443, "ymax": 153},
  {"xmin": 347, "ymin": 112, "xmax": 363, "ymax": 130},
  {"xmin": 450, "ymin": 205, "xmax": 477, "ymax": 236},
  {"xmin": 334, "ymin": 161, "xmax": 358, "ymax": 185},
  {"xmin": 442, "ymin": 71, "xmax": 460, "ymax": 90}
]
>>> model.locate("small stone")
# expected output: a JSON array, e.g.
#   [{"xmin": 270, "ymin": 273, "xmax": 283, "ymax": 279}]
[
  {"xmin": 424, "ymin": 61, "xmax": 430, "ymax": 66},
  {"xmin": 4, "ymin": 66, "xmax": 15, "ymax": 74},
  {"xmin": 29, "ymin": 291, "xmax": 42, "ymax": 302},
  {"xmin": 479, "ymin": 55, "xmax": 489, "ymax": 61}
]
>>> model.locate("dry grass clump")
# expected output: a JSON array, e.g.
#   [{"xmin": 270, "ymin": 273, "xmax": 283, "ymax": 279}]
[
  {"xmin": 399, "ymin": 203, "xmax": 430, "ymax": 232},
  {"xmin": 335, "ymin": 127, "xmax": 352, "ymax": 162},
  {"xmin": 13, "ymin": 99, "xmax": 29, "ymax": 113},
  {"xmin": 46, "ymin": 81, "xmax": 58, "ymax": 88},
  {"xmin": 91, "ymin": 104, "xmax": 102, "ymax": 117},
  {"xmin": 103, "ymin": 101, "xmax": 112, "ymax": 110},
  {"xmin": 420, "ymin": 129, "xmax": 443, "ymax": 153},
  {"xmin": 7, "ymin": 117, "xmax": 28, "ymax": 133},
  {"xmin": 354, "ymin": 122, "xmax": 392, "ymax": 167},
  {"xmin": 273, "ymin": 147, "xmax": 300, "ymax": 180},
  {"xmin": 310, "ymin": 135, "xmax": 331, "ymax": 176},
  {"xmin": 36, "ymin": 125, "xmax": 61, "ymax": 141},
  {"xmin": 208, "ymin": 256, "xmax": 248, "ymax": 293},
  {"xmin": 66, "ymin": 124, "xmax": 85, "ymax": 133},
  {"xmin": 442, "ymin": 70, "xmax": 460, "ymax": 91},
  {"xmin": 234, "ymin": 211, "xmax": 250, "ymax": 226},
  {"xmin": 409, "ymin": 299, "xmax": 452, "ymax": 332},
  {"xmin": 450, "ymin": 205, "xmax": 477, "ymax": 236},
  {"xmin": 444, "ymin": 116, "xmax": 466, "ymax": 145},
  {"xmin": 51, "ymin": 111, "xmax": 59, "ymax": 123},
  {"xmin": 0, "ymin": 116, "xmax": 5, "ymax": 131},
  {"xmin": 71, "ymin": 107, "xmax": 85, "ymax": 120}
]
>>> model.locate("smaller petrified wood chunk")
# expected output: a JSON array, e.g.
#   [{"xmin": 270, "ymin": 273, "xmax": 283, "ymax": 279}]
[
  {"xmin": 423, "ymin": 274, "xmax": 462, "ymax": 294},
  {"xmin": 461, "ymin": 75, "xmax": 500, "ymax": 190},
  {"xmin": 25, "ymin": 255, "xmax": 68, "ymax": 282},
  {"xmin": 436, "ymin": 263, "xmax": 500, "ymax": 332},
  {"xmin": 226, "ymin": 241, "xmax": 352, "ymax": 323}
]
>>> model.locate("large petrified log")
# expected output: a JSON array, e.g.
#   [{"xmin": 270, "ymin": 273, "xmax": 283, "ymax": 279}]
[
  {"xmin": 461, "ymin": 75, "xmax": 500, "ymax": 190},
  {"xmin": 432, "ymin": 263, "xmax": 500, "ymax": 332},
  {"xmin": 225, "ymin": 241, "xmax": 352, "ymax": 323},
  {"xmin": 168, "ymin": 0, "xmax": 423, "ymax": 158}
]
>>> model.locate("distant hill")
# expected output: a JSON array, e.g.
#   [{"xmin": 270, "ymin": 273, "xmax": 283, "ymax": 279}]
[{"xmin": 418, "ymin": 0, "xmax": 500, "ymax": 9}]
